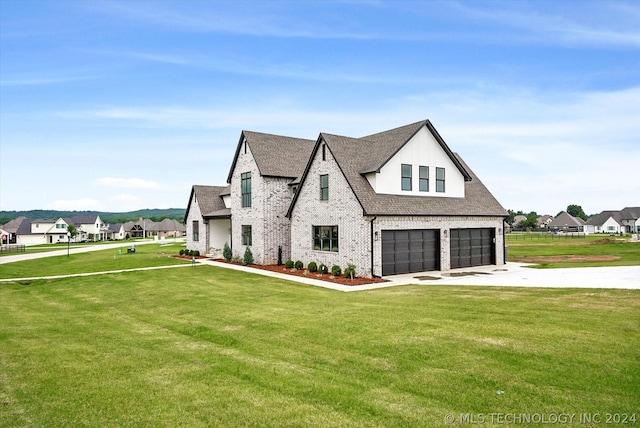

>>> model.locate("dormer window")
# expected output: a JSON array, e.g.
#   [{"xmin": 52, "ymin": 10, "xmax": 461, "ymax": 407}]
[
  {"xmin": 401, "ymin": 164, "xmax": 412, "ymax": 191},
  {"xmin": 436, "ymin": 167, "xmax": 445, "ymax": 192}
]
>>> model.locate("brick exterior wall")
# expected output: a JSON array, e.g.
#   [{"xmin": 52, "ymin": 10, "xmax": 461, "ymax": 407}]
[
  {"xmin": 230, "ymin": 143, "xmax": 293, "ymax": 264},
  {"xmin": 290, "ymin": 144, "xmax": 372, "ymax": 277},
  {"xmin": 185, "ymin": 194, "xmax": 208, "ymax": 255}
]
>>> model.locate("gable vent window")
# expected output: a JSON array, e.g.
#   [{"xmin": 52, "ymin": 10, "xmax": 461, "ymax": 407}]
[
  {"xmin": 401, "ymin": 164, "xmax": 412, "ymax": 191},
  {"xmin": 320, "ymin": 174, "xmax": 329, "ymax": 200},
  {"xmin": 436, "ymin": 167, "xmax": 445, "ymax": 193},
  {"xmin": 419, "ymin": 166, "xmax": 429, "ymax": 192},
  {"xmin": 322, "ymin": 144, "xmax": 326, "ymax": 161},
  {"xmin": 241, "ymin": 172, "xmax": 252, "ymax": 207}
]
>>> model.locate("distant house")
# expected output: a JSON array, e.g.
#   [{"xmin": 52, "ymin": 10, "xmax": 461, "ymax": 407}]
[
  {"xmin": 184, "ymin": 185, "xmax": 231, "ymax": 257},
  {"xmin": 123, "ymin": 218, "xmax": 186, "ymax": 239},
  {"xmin": 16, "ymin": 218, "xmax": 70, "ymax": 245},
  {"xmin": 586, "ymin": 211, "xmax": 624, "ymax": 234},
  {"xmin": 513, "ymin": 215, "xmax": 527, "ymax": 226},
  {"xmin": 537, "ymin": 215, "xmax": 553, "ymax": 228},
  {"xmin": 186, "ymin": 119, "xmax": 508, "ymax": 277},
  {"xmin": 0, "ymin": 216, "xmax": 27, "ymax": 244},
  {"xmin": 586, "ymin": 207, "xmax": 640, "ymax": 234},
  {"xmin": 106, "ymin": 223, "xmax": 126, "ymax": 240},
  {"xmin": 65, "ymin": 215, "xmax": 108, "ymax": 242},
  {"xmin": 621, "ymin": 207, "xmax": 640, "ymax": 233},
  {"xmin": 547, "ymin": 212, "xmax": 585, "ymax": 232}
]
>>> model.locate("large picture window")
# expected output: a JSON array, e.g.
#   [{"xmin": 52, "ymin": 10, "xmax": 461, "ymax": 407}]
[
  {"xmin": 242, "ymin": 225, "xmax": 252, "ymax": 246},
  {"xmin": 241, "ymin": 172, "xmax": 251, "ymax": 207},
  {"xmin": 313, "ymin": 226, "xmax": 338, "ymax": 252},
  {"xmin": 320, "ymin": 174, "xmax": 329, "ymax": 200},
  {"xmin": 401, "ymin": 164, "xmax": 412, "ymax": 191},
  {"xmin": 419, "ymin": 165, "xmax": 429, "ymax": 192},
  {"xmin": 192, "ymin": 220, "xmax": 199, "ymax": 241},
  {"xmin": 436, "ymin": 167, "xmax": 445, "ymax": 193}
]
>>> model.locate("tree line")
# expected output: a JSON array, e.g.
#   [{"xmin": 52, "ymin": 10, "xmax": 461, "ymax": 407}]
[
  {"xmin": 0, "ymin": 208, "xmax": 186, "ymax": 226},
  {"xmin": 507, "ymin": 204, "xmax": 589, "ymax": 229}
]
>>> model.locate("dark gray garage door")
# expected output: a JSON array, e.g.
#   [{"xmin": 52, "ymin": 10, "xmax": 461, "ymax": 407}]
[
  {"xmin": 450, "ymin": 228, "xmax": 495, "ymax": 269},
  {"xmin": 382, "ymin": 229, "xmax": 440, "ymax": 276}
]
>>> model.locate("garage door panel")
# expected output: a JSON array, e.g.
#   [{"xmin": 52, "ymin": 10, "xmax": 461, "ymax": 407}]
[
  {"xmin": 450, "ymin": 228, "xmax": 495, "ymax": 269},
  {"xmin": 382, "ymin": 229, "xmax": 440, "ymax": 275}
]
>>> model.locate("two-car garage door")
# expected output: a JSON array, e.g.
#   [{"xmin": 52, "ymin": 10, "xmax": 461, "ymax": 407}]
[{"xmin": 381, "ymin": 228, "xmax": 496, "ymax": 275}]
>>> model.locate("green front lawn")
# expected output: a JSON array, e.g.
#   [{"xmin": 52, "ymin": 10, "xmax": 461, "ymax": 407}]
[
  {"xmin": 0, "ymin": 242, "xmax": 189, "ymax": 279},
  {"xmin": 1, "ymin": 267, "xmax": 638, "ymax": 427}
]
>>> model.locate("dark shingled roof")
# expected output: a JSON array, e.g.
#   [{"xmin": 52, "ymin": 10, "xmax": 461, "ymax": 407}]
[
  {"xmin": 287, "ymin": 120, "xmax": 506, "ymax": 217},
  {"xmin": 184, "ymin": 185, "xmax": 231, "ymax": 222},
  {"xmin": 621, "ymin": 207, "xmax": 640, "ymax": 221},
  {"xmin": 226, "ymin": 131, "xmax": 315, "ymax": 183},
  {"xmin": 548, "ymin": 212, "xmax": 584, "ymax": 228},
  {"xmin": 586, "ymin": 210, "xmax": 623, "ymax": 226}
]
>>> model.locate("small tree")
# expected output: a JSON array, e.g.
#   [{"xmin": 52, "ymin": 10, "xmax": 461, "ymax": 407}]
[
  {"xmin": 67, "ymin": 224, "xmax": 78, "ymax": 240},
  {"xmin": 223, "ymin": 242, "xmax": 232, "ymax": 261},
  {"xmin": 318, "ymin": 263, "xmax": 328, "ymax": 275},
  {"xmin": 243, "ymin": 246, "xmax": 254, "ymax": 265}
]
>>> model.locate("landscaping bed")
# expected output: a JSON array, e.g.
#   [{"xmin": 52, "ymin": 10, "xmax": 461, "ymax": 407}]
[{"xmin": 212, "ymin": 259, "xmax": 387, "ymax": 286}]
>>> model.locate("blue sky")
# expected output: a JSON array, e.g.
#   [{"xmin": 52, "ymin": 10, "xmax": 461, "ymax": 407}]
[{"xmin": 1, "ymin": 0, "xmax": 639, "ymax": 216}]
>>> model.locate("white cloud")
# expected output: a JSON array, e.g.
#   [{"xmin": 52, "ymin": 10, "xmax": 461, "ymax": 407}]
[{"xmin": 95, "ymin": 177, "xmax": 162, "ymax": 189}]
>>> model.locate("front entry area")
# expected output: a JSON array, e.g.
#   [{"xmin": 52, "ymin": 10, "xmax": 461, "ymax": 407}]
[
  {"xmin": 450, "ymin": 228, "xmax": 495, "ymax": 269},
  {"xmin": 382, "ymin": 229, "xmax": 440, "ymax": 275}
]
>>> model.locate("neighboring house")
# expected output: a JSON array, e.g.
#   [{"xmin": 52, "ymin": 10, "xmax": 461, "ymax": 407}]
[
  {"xmin": 513, "ymin": 215, "xmax": 527, "ymax": 226},
  {"xmin": 184, "ymin": 185, "xmax": 231, "ymax": 257},
  {"xmin": 620, "ymin": 207, "xmax": 640, "ymax": 233},
  {"xmin": 547, "ymin": 212, "xmax": 585, "ymax": 232},
  {"xmin": 0, "ymin": 216, "xmax": 27, "ymax": 244},
  {"xmin": 537, "ymin": 215, "xmax": 553, "ymax": 228},
  {"xmin": 189, "ymin": 119, "xmax": 508, "ymax": 277},
  {"xmin": 65, "ymin": 215, "xmax": 107, "ymax": 241},
  {"xmin": 147, "ymin": 218, "xmax": 186, "ymax": 238},
  {"xmin": 106, "ymin": 223, "xmax": 126, "ymax": 240},
  {"xmin": 16, "ymin": 217, "xmax": 70, "ymax": 245},
  {"xmin": 586, "ymin": 211, "xmax": 624, "ymax": 234}
]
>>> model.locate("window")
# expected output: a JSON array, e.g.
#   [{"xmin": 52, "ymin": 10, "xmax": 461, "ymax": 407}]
[
  {"xmin": 241, "ymin": 172, "xmax": 251, "ymax": 207},
  {"xmin": 313, "ymin": 226, "xmax": 339, "ymax": 252},
  {"xmin": 401, "ymin": 164, "xmax": 412, "ymax": 191},
  {"xmin": 436, "ymin": 167, "xmax": 445, "ymax": 192},
  {"xmin": 192, "ymin": 220, "xmax": 199, "ymax": 241},
  {"xmin": 242, "ymin": 225, "xmax": 252, "ymax": 246},
  {"xmin": 322, "ymin": 144, "xmax": 326, "ymax": 161},
  {"xmin": 320, "ymin": 174, "xmax": 329, "ymax": 200},
  {"xmin": 419, "ymin": 166, "xmax": 429, "ymax": 192}
]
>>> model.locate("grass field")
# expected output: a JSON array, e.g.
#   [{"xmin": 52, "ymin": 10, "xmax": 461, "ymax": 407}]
[
  {"xmin": 1, "ymin": 265, "xmax": 638, "ymax": 427},
  {"xmin": 0, "ymin": 242, "xmax": 189, "ymax": 279},
  {"xmin": 506, "ymin": 234, "xmax": 640, "ymax": 268}
]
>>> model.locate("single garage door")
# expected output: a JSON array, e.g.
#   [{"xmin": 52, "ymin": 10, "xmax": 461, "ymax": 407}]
[
  {"xmin": 450, "ymin": 228, "xmax": 495, "ymax": 269},
  {"xmin": 382, "ymin": 229, "xmax": 440, "ymax": 276}
]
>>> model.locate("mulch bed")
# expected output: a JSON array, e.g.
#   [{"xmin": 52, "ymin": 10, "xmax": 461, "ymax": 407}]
[{"xmin": 212, "ymin": 259, "xmax": 387, "ymax": 286}]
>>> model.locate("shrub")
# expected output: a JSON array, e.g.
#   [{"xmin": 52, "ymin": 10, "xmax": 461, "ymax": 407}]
[
  {"xmin": 307, "ymin": 261, "xmax": 317, "ymax": 273},
  {"xmin": 277, "ymin": 246, "xmax": 283, "ymax": 266},
  {"xmin": 223, "ymin": 242, "xmax": 232, "ymax": 261},
  {"xmin": 179, "ymin": 249, "xmax": 185, "ymax": 256},
  {"xmin": 285, "ymin": 259, "xmax": 294, "ymax": 269},
  {"xmin": 319, "ymin": 263, "xmax": 328, "ymax": 274},
  {"xmin": 331, "ymin": 265, "xmax": 341, "ymax": 276},
  {"xmin": 344, "ymin": 263, "xmax": 356, "ymax": 279},
  {"xmin": 193, "ymin": 250, "xmax": 200, "ymax": 257},
  {"xmin": 294, "ymin": 260, "xmax": 303, "ymax": 270},
  {"xmin": 243, "ymin": 247, "xmax": 254, "ymax": 265}
]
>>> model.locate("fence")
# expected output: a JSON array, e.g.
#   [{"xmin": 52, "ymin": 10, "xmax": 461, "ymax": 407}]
[
  {"xmin": 0, "ymin": 244, "xmax": 26, "ymax": 254},
  {"xmin": 506, "ymin": 232, "xmax": 586, "ymax": 241}
]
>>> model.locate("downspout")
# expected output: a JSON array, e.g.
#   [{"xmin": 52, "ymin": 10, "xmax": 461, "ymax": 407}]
[{"xmin": 370, "ymin": 216, "xmax": 377, "ymax": 277}]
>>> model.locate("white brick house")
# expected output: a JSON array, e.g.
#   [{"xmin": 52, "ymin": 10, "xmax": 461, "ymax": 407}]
[
  {"xmin": 187, "ymin": 120, "xmax": 508, "ymax": 277},
  {"xmin": 184, "ymin": 185, "xmax": 231, "ymax": 257}
]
